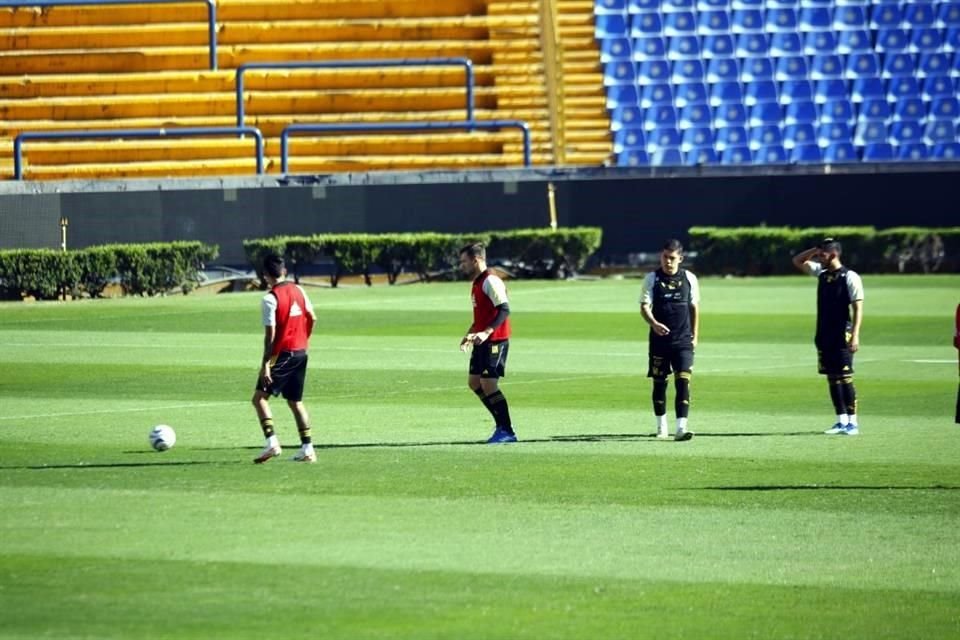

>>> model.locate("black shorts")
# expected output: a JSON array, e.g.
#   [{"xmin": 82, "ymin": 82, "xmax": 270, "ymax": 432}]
[
  {"xmin": 817, "ymin": 348, "xmax": 854, "ymax": 376},
  {"xmin": 469, "ymin": 340, "xmax": 509, "ymax": 379},
  {"xmin": 647, "ymin": 343, "xmax": 694, "ymax": 379},
  {"xmin": 256, "ymin": 350, "xmax": 308, "ymax": 401}
]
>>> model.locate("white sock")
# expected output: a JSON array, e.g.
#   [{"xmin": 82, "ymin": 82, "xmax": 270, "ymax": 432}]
[
  {"xmin": 302, "ymin": 442, "xmax": 315, "ymax": 453},
  {"xmin": 266, "ymin": 435, "xmax": 279, "ymax": 448},
  {"xmin": 848, "ymin": 414, "xmax": 858, "ymax": 427},
  {"xmin": 677, "ymin": 417, "xmax": 688, "ymax": 433},
  {"xmin": 837, "ymin": 414, "xmax": 849, "ymax": 426},
  {"xmin": 656, "ymin": 415, "xmax": 668, "ymax": 432}
]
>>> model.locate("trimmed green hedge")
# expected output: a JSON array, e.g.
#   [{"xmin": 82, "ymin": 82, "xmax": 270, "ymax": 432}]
[
  {"xmin": 0, "ymin": 241, "xmax": 219, "ymax": 301},
  {"xmin": 243, "ymin": 228, "xmax": 603, "ymax": 287},
  {"xmin": 688, "ymin": 226, "xmax": 960, "ymax": 275}
]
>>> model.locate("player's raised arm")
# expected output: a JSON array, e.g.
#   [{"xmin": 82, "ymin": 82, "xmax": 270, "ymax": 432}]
[{"xmin": 792, "ymin": 246, "xmax": 820, "ymax": 273}]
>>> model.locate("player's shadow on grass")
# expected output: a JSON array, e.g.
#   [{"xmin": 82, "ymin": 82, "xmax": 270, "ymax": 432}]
[{"xmin": 704, "ymin": 485, "xmax": 960, "ymax": 491}]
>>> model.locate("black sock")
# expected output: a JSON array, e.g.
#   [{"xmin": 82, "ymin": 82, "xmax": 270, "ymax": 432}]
[
  {"xmin": 485, "ymin": 390, "xmax": 513, "ymax": 433},
  {"xmin": 297, "ymin": 424, "xmax": 312, "ymax": 445},
  {"xmin": 473, "ymin": 387, "xmax": 498, "ymax": 422},
  {"xmin": 828, "ymin": 377, "xmax": 846, "ymax": 414},
  {"xmin": 260, "ymin": 417, "xmax": 275, "ymax": 439},
  {"xmin": 674, "ymin": 375, "xmax": 690, "ymax": 419},
  {"xmin": 652, "ymin": 378, "xmax": 668, "ymax": 417},
  {"xmin": 840, "ymin": 378, "xmax": 857, "ymax": 416}
]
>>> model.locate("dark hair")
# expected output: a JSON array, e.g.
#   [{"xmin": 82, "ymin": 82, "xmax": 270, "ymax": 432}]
[
  {"xmin": 263, "ymin": 254, "xmax": 285, "ymax": 279},
  {"xmin": 819, "ymin": 238, "xmax": 842, "ymax": 255},
  {"xmin": 459, "ymin": 242, "xmax": 486, "ymax": 260},
  {"xmin": 662, "ymin": 239, "xmax": 684, "ymax": 254}
]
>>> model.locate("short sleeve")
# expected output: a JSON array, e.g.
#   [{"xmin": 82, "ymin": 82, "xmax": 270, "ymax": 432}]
[
  {"xmin": 482, "ymin": 275, "xmax": 509, "ymax": 306},
  {"xmin": 686, "ymin": 271, "xmax": 700, "ymax": 305},
  {"xmin": 639, "ymin": 272, "xmax": 656, "ymax": 305},
  {"xmin": 803, "ymin": 261, "xmax": 823, "ymax": 277},
  {"xmin": 846, "ymin": 270, "xmax": 864, "ymax": 302},
  {"xmin": 261, "ymin": 293, "xmax": 277, "ymax": 326}
]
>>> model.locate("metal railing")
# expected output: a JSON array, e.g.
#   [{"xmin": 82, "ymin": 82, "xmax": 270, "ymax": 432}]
[
  {"xmin": 235, "ymin": 58, "xmax": 476, "ymax": 128},
  {"xmin": 2, "ymin": 0, "xmax": 218, "ymax": 69},
  {"xmin": 13, "ymin": 126, "xmax": 265, "ymax": 179},
  {"xmin": 279, "ymin": 120, "xmax": 531, "ymax": 173}
]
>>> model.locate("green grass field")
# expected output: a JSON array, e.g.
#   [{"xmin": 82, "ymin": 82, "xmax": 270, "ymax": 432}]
[{"xmin": 1, "ymin": 274, "xmax": 958, "ymax": 639}]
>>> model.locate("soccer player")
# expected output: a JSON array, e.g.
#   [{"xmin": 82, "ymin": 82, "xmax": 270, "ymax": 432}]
[
  {"xmin": 252, "ymin": 254, "xmax": 318, "ymax": 463},
  {"xmin": 792, "ymin": 238, "xmax": 864, "ymax": 436},
  {"xmin": 458, "ymin": 242, "xmax": 517, "ymax": 444},
  {"xmin": 639, "ymin": 239, "xmax": 700, "ymax": 441}
]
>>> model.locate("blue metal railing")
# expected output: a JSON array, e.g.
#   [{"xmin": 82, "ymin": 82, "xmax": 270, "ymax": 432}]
[
  {"xmin": 13, "ymin": 126, "xmax": 265, "ymax": 179},
  {"xmin": 235, "ymin": 58, "xmax": 475, "ymax": 128},
  {"xmin": 279, "ymin": 120, "xmax": 531, "ymax": 173},
  {"xmin": 2, "ymin": 0, "xmax": 218, "ymax": 69}
]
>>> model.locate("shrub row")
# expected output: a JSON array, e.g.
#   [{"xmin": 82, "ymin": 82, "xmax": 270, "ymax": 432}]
[
  {"xmin": 0, "ymin": 242, "xmax": 219, "ymax": 301},
  {"xmin": 688, "ymin": 226, "xmax": 960, "ymax": 275},
  {"xmin": 243, "ymin": 228, "xmax": 603, "ymax": 287}
]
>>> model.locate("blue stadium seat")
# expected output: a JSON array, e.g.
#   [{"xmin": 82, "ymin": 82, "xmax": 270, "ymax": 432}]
[
  {"xmin": 613, "ymin": 126, "xmax": 647, "ymax": 152},
  {"xmin": 822, "ymin": 141, "xmax": 858, "ymax": 163},
  {"xmin": 749, "ymin": 124, "xmax": 783, "ymax": 150},
  {"xmin": 753, "ymin": 144, "xmax": 788, "ymax": 164},
  {"xmin": 929, "ymin": 96, "xmax": 960, "ymax": 121},
  {"xmin": 631, "ymin": 12, "xmax": 664, "ymax": 36},
  {"xmin": 932, "ymin": 142, "xmax": 960, "ymax": 160},
  {"xmin": 698, "ymin": 0, "xmax": 730, "ymax": 9},
  {"xmin": 684, "ymin": 147, "xmax": 720, "ymax": 165},
  {"xmin": 744, "ymin": 81, "xmax": 779, "ymax": 107},
  {"xmin": 731, "ymin": 0, "xmax": 761, "ymax": 7},
  {"xmin": 837, "ymin": 29, "xmax": 871, "ymax": 54},
  {"xmin": 603, "ymin": 60, "xmax": 637, "ymax": 85},
  {"xmin": 680, "ymin": 126, "xmax": 715, "ymax": 151},
  {"xmin": 638, "ymin": 59, "xmax": 671, "ymax": 82},
  {"xmin": 833, "ymin": 5, "xmax": 867, "ymax": 30},
  {"xmin": 779, "ymin": 80, "xmax": 813, "ymax": 105},
  {"xmin": 820, "ymin": 98, "xmax": 855, "ymax": 125},
  {"xmin": 646, "ymin": 126, "xmax": 683, "ymax": 152},
  {"xmin": 632, "ymin": 36, "xmax": 666, "ymax": 60},
  {"xmin": 917, "ymin": 52, "xmax": 950, "ymax": 77},
  {"xmin": 601, "ymin": 37, "xmax": 633, "ymax": 62},
  {"xmin": 610, "ymin": 104, "xmax": 642, "ymax": 129},
  {"xmin": 904, "ymin": 2, "xmax": 936, "ymax": 28},
  {"xmin": 790, "ymin": 143, "xmax": 823, "ymax": 163},
  {"xmin": 651, "ymin": 146, "xmax": 685, "ymax": 164},
  {"xmin": 675, "ymin": 82, "xmax": 709, "ymax": 107},
  {"xmin": 810, "ymin": 54, "xmax": 844, "ymax": 79},
  {"xmin": 869, "ymin": 3, "xmax": 902, "ymax": 29},
  {"xmin": 617, "ymin": 149, "xmax": 650, "ymax": 166},
  {"xmin": 784, "ymin": 123, "xmax": 816, "ymax": 149},
  {"xmin": 767, "ymin": 0, "xmax": 799, "ymax": 6},
  {"xmin": 911, "ymin": 28, "xmax": 942, "ymax": 52},
  {"xmin": 712, "ymin": 102, "xmax": 747, "ymax": 127},
  {"xmin": 862, "ymin": 143, "xmax": 895, "ymax": 162},
  {"xmin": 817, "ymin": 122, "xmax": 852, "ymax": 147},
  {"xmin": 664, "ymin": 11, "xmax": 697, "ymax": 35},
  {"xmin": 749, "ymin": 101, "xmax": 783, "ymax": 125},
  {"xmin": 890, "ymin": 120, "xmax": 924, "ymax": 145},
  {"xmin": 697, "ymin": 10, "xmax": 731, "ymax": 34},
  {"xmin": 893, "ymin": 97, "xmax": 925, "ymax": 122},
  {"xmin": 924, "ymin": 120, "xmax": 957, "ymax": 145},
  {"xmin": 628, "ymin": 0, "xmax": 660, "ymax": 13},
  {"xmin": 706, "ymin": 57, "xmax": 740, "ymax": 82},
  {"xmin": 799, "ymin": 7, "xmax": 831, "ymax": 31},
  {"xmin": 596, "ymin": 14, "xmax": 629, "ymax": 38},
  {"xmin": 887, "ymin": 76, "xmax": 920, "ymax": 102},
  {"xmin": 923, "ymin": 76, "xmax": 955, "ymax": 101},
  {"xmin": 721, "ymin": 145, "xmax": 753, "ymax": 164},
  {"xmin": 845, "ymin": 52, "xmax": 880, "ymax": 79},
  {"xmin": 785, "ymin": 100, "xmax": 817, "ymax": 125},
  {"xmin": 662, "ymin": 0, "xmax": 695, "ymax": 12},
  {"xmin": 732, "ymin": 9, "xmax": 764, "ymax": 33},
  {"xmin": 952, "ymin": 52, "xmax": 960, "ymax": 77},
  {"xmin": 640, "ymin": 82, "xmax": 674, "ymax": 107},
  {"xmin": 814, "ymin": 78, "xmax": 848, "ymax": 104},
  {"xmin": 854, "ymin": 121, "xmax": 888, "ymax": 145},
  {"xmin": 804, "ymin": 31, "xmax": 838, "ymax": 55},
  {"xmin": 606, "ymin": 85, "xmax": 639, "ymax": 108},
  {"xmin": 770, "ymin": 32, "xmax": 803, "ymax": 56},
  {"xmin": 946, "ymin": 27, "xmax": 960, "ymax": 53},
  {"xmin": 735, "ymin": 32, "xmax": 769, "ymax": 57},
  {"xmin": 702, "ymin": 34, "xmax": 735, "ymax": 58},
  {"xmin": 857, "ymin": 99, "xmax": 891, "ymax": 123},
  {"xmin": 667, "ymin": 34, "xmax": 702, "ymax": 59},
  {"xmin": 595, "ymin": 0, "xmax": 628, "ymax": 14},
  {"xmin": 882, "ymin": 52, "xmax": 916, "ymax": 78},
  {"xmin": 715, "ymin": 125, "xmax": 748, "ymax": 150},
  {"xmin": 671, "ymin": 59, "xmax": 705, "ymax": 82},
  {"xmin": 897, "ymin": 143, "xmax": 930, "ymax": 162},
  {"xmin": 775, "ymin": 56, "xmax": 809, "ymax": 82},
  {"xmin": 679, "ymin": 103, "xmax": 713, "ymax": 127},
  {"xmin": 851, "ymin": 76, "xmax": 885, "ymax": 102},
  {"xmin": 741, "ymin": 57, "xmax": 773, "ymax": 82},
  {"xmin": 644, "ymin": 106, "xmax": 679, "ymax": 131},
  {"xmin": 766, "ymin": 8, "xmax": 799, "ymax": 32},
  {"xmin": 709, "ymin": 81, "xmax": 743, "ymax": 106},
  {"xmin": 939, "ymin": 2, "xmax": 960, "ymax": 28},
  {"xmin": 875, "ymin": 28, "xmax": 909, "ymax": 53}
]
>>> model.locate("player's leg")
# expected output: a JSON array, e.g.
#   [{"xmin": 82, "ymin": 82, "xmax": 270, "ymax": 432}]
[
  {"xmin": 820, "ymin": 350, "xmax": 849, "ymax": 434},
  {"xmin": 475, "ymin": 341, "xmax": 515, "ymax": 443},
  {"xmin": 252, "ymin": 389, "xmax": 282, "ymax": 463},
  {"xmin": 283, "ymin": 352, "xmax": 316, "ymax": 462},
  {"xmin": 648, "ymin": 353, "xmax": 670, "ymax": 438},
  {"xmin": 672, "ymin": 349, "xmax": 694, "ymax": 441}
]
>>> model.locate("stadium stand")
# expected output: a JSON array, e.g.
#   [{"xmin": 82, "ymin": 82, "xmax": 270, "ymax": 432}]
[
  {"xmin": 599, "ymin": 0, "xmax": 960, "ymax": 166},
  {"xmin": 2, "ymin": 0, "xmax": 614, "ymax": 179}
]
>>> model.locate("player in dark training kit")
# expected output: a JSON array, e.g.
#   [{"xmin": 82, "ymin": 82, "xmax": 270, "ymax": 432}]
[
  {"xmin": 640, "ymin": 239, "xmax": 700, "ymax": 441},
  {"xmin": 458, "ymin": 242, "xmax": 517, "ymax": 444},
  {"xmin": 793, "ymin": 238, "xmax": 864, "ymax": 436}
]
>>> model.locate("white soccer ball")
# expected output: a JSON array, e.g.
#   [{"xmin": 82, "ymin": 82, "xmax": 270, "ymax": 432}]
[{"xmin": 149, "ymin": 424, "xmax": 176, "ymax": 452}]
